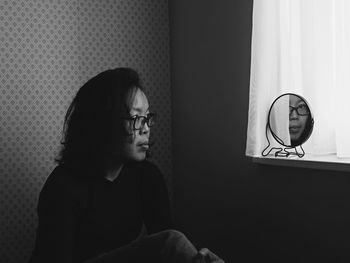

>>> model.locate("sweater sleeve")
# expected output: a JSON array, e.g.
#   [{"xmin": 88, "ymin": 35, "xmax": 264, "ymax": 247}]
[
  {"xmin": 29, "ymin": 167, "xmax": 83, "ymax": 263},
  {"xmin": 139, "ymin": 161, "xmax": 174, "ymax": 234}
]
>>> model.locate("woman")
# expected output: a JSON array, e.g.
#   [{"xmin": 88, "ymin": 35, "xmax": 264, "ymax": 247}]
[
  {"xmin": 288, "ymin": 94, "xmax": 313, "ymax": 147},
  {"xmin": 28, "ymin": 68, "xmax": 224, "ymax": 263}
]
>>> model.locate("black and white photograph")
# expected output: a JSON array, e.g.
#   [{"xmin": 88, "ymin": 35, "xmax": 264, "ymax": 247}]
[{"xmin": 1, "ymin": 0, "xmax": 350, "ymax": 263}]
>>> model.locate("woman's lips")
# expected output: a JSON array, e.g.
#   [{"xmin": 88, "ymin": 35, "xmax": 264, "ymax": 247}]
[
  {"xmin": 289, "ymin": 126, "xmax": 301, "ymax": 133},
  {"xmin": 138, "ymin": 142, "xmax": 149, "ymax": 151}
]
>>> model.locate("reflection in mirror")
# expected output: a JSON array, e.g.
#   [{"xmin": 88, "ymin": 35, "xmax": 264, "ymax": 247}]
[
  {"xmin": 288, "ymin": 94, "xmax": 313, "ymax": 147},
  {"xmin": 262, "ymin": 93, "xmax": 314, "ymax": 157}
]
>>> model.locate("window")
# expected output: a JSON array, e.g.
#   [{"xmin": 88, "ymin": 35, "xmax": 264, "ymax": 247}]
[{"xmin": 246, "ymin": 0, "xmax": 350, "ymax": 167}]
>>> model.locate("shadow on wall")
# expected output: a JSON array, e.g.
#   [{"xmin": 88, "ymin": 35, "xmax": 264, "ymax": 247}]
[{"xmin": 0, "ymin": 162, "xmax": 49, "ymax": 263}]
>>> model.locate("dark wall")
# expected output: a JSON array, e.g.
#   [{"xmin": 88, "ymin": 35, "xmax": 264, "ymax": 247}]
[{"xmin": 169, "ymin": 1, "xmax": 350, "ymax": 262}]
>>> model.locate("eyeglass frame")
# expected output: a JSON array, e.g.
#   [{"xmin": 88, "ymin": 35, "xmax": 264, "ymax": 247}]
[
  {"xmin": 289, "ymin": 105, "xmax": 310, "ymax": 116},
  {"xmin": 122, "ymin": 113, "xmax": 156, "ymax": 131}
]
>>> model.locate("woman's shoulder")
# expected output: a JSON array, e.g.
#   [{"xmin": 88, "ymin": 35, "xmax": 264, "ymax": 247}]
[
  {"xmin": 42, "ymin": 165, "xmax": 86, "ymax": 192},
  {"xmin": 38, "ymin": 165, "xmax": 91, "ymax": 210}
]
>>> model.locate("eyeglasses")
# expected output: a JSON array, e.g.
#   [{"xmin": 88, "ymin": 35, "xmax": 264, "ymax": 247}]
[
  {"xmin": 289, "ymin": 104, "xmax": 309, "ymax": 116},
  {"xmin": 123, "ymin": 113, "xmax": 156, "ymax": 130}
]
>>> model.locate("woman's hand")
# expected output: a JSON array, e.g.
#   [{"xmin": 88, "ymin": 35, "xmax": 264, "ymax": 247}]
[{"xmin": 194, "ymin": 248, "xmax": 225, "ymax": 263}]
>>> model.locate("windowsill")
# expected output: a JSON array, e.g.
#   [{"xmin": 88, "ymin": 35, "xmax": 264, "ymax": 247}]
[{"xmin": 253, "ymin": 154, "xmax": 350, "ymax": 172}]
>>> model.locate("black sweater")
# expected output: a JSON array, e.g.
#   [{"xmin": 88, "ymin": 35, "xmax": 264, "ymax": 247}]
[{"xmin": 28, "ymin": 160, "xmax": 173, "ymax": 263}]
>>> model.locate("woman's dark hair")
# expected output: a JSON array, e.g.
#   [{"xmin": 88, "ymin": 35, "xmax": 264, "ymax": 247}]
[{"xmin": 56, "ymin": 68, "xmax": 143, "ymax": 174}]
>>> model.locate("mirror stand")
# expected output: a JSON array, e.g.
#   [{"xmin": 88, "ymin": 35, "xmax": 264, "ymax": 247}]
[
  {"xmin": 274, "ymin": 145, "xmax": 305, "ymax": 158},
  {"xmin": 261, "ymin": 123, "xmax": 305, "ymax": 158}
]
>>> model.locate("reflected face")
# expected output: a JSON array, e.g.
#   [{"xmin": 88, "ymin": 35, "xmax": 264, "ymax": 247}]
[
  {"xmin": 122, "ymin": 88, "xmax": 150, "ymax": 161},
  {"xmin": 289, "ymin": 95, "xmax": 309, "ymax": 142}
]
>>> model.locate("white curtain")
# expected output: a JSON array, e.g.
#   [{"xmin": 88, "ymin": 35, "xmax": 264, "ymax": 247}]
[{"xmin": 246, "ymin": 0, "xmax": 350, "ymax": 158}]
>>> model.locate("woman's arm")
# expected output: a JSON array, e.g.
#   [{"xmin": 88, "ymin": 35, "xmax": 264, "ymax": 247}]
[
  {"xmin": 137, "ymin": 162, "xmax": 225, "ymax": 263},
  {"xmin": 139, "ymin": 161, "xmax": 174, "ymax": 234},
  {"xmin": 29, "ymin": 167, "xmax": 82, "ymax": 263}
]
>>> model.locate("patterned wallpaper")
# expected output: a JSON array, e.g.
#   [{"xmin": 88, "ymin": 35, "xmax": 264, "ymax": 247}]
[{"xmin": 0, "ymin": 1, "xmax": 172, "ymax": 262}]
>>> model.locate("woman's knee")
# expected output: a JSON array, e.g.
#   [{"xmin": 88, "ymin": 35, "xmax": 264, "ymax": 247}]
[
  {"xmin": 159, "ymin": 229, "xmax": 197, "ymax": 261},
  {"xmin": 162, "ymin": 229, "xmax": 188, "ymax": 244}
]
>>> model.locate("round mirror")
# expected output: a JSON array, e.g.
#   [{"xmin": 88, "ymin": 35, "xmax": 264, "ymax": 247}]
[{"xmin": 268, "ymin": 93, "xmax": 314, "ymax": 147}]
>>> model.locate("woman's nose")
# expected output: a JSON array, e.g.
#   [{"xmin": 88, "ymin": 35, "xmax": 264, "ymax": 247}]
[
  {"xmin": 290, "ymin": 109, "xmax": 299, "ymax": 119},
  {"xmin": 140, "ymin": 122, "xmax": 150, "ymax": 135}
]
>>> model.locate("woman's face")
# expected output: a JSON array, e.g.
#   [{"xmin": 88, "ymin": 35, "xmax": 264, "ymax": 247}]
[
  {"xmin": 289, "ymin": 95, "xmax": 309, "ymax": 143},
  {"xmin": 122, "ymin": 88, "xmax": 151, "ymax": 161}
]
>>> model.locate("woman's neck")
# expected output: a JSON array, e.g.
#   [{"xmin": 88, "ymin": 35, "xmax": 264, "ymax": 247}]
[{"xmin": 105, "ymin": 163, "xmax": 124, "ymax": 182}]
